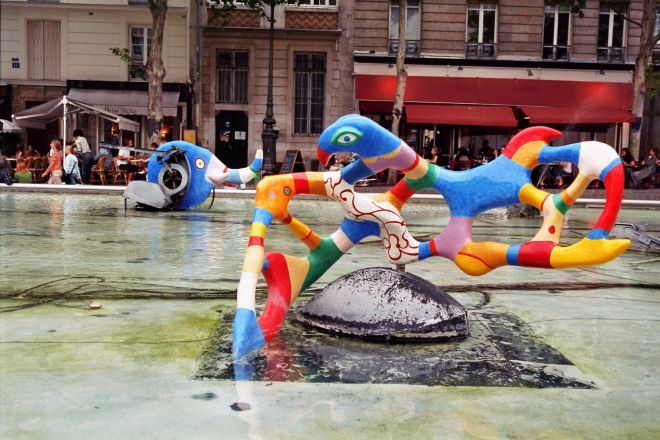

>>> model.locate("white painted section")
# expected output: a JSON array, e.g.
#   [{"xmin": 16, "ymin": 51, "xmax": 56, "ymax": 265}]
[
  {"xmin": 578, "ymin": 141, "xmax": 620, "ymax": 179},
  {"xmin": 236, "ymin": 271, "xmax": 259, "ymax": 311},
  {"xmin": 330, "ymin": 229, "xmax": 355, "ymax": 253},
  {"xmin": 354, "ymin": 62, "xmax": 633, "ymax": 84}
]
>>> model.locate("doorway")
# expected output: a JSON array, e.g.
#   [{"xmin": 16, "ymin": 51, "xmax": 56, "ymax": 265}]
[{"xmin": 215, "ymin": 110, "xmax": 248, "ymax": 168}]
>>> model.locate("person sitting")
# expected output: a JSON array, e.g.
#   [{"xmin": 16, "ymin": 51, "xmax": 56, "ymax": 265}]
[
  {"xmin": 117, "ymin": 139, "xmax": 139, "ymax": 183},
  {"xmin": 94, "ymin": 144, "xmax": 115, "ymax": 173},
  {"xmin": 450, "ymin": 148, "xmax": 472, "ymax": 171},
  {"xmin": 620, "ymin": 148, "xmax": 637, "ymax": 188},
  {"xmin": 631, "ymin": 148, "xmax": 658, "ymax": 189},
  {"xmin": 63, "ymin": 143, "xmax": 82, "ymax": 184},
  {"xmin": 42, "ymin": 139, "xmax": 63, "ymax": 184},
  {"xmin": 428, "ymin": 146, "xmax": 439, "ymax": 164},
  {"xmin": 14, "ymin": 159, "xmax": 32, "ymax": 183}
]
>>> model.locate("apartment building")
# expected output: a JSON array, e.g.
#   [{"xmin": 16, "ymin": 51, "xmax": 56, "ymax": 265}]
[
  {"xmin": 199, "ymin": 0, "xmax": 355, "ymax": 169},
  {"xmin": 353, "ymin": 0, "xmax": 644, "ymax": 164},
  {"xmin": 0, "ymin": 0, "xmax": 190, "ymax": 152}
]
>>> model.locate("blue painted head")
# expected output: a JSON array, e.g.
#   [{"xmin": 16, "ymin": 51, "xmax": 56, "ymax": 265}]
[
  {"xmin": 317, "ymin": 114, "xmax": 402, "ymax": 166},
  {"xmin": 146, "ymin": 141, "xmax": 221, "ymax": 209}
]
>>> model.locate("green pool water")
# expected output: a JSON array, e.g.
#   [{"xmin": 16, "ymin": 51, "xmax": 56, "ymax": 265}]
[{"xmin": 0, "ymin": 192, "xmax": 658, "ymax": 439}]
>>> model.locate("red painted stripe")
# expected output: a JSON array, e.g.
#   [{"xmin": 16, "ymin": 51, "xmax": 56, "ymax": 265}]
[
  {"xmin": 302, "ymin": 229, "xmax": 314, "ymax": 241},
  {"xmin": 281, "ymin": 215, "xmax": 293, "ymax": 225},
  {"xmin": 429, "ymin": 239, "xmax": 438, "ymax": 256},
  {"xmin": 390, "ymin": 180, "xmax": 415, "ymax": 202},
  {"xmin": 258, "ymin": 252, "xmax": 293, "ymax": 340},
  {"xmin": 400, "ymin": 154, "xmax": 420, "ymax": 173},
  {"xmin": 457, "ymin": 251, "xmax": 494, "ymax": 269},
  {"xmin": 517, "ymin": 241, "xmax": 557, "ymax": 267},
  {"xmin": 248, "ymin": 236, "xmax": 264, "ymax": 247},
  {"xmin": 502, "ymin": 126, "xmax": 561, "ymax": 159},
  {"xmin": 293, "ymin": 173, "xmax": 309, "ymax": 194},
  {"xmin": 594, "ymin": 163, "xmax": 624, "ymax": 232}
]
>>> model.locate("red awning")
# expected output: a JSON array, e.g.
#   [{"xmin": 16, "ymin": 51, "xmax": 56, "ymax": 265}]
[
  {"xmin": 406, "ymin": 104, "xmax": 518, "ymax": 127},
  {"xmin": 355, "ymin": 74, "xmax": 634, "ymax": 125},
  {"xmin": 520, "ymin": 106, "xmax": 635, "ymax": 124}
]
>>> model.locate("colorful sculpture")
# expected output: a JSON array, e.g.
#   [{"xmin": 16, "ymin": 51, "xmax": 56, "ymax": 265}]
[
  {"xmin": 232, "ymin": 114, "xmax": 630, "ymax": 360},
  {"xmin": 123, "ymin": 141, "xmax": 262, "ymax": 209}
]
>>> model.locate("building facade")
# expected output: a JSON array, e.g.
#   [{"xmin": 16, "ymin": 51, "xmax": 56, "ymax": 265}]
[
  {"xmin": 0, "ymin": 0, "xmax": 191, "ymax": 152},
  {"xmin": 353, "ymin": 0, "xmax": 643, "ymax": 164},
  {"xmin": 199, "ymin": 0, "xmax": 355, "ymax": 169}
]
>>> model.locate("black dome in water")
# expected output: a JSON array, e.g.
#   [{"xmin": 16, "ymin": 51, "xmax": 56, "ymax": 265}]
[{"xmin": 296, "ymin": 267, "xmax": 469, "ymax": 341}]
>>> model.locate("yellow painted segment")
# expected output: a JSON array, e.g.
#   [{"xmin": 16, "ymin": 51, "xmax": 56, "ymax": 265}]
[
  {"xmin": 255, "ymin": 174, "xmax": 296, "ymax": 220},
  {"xmin": 532, "ymin": 196, "xmax": 563, "ymax": 243},
  {"xmin": 511, "ymin": 141, "xmax": 545, "ymax": 169},
  {"xmin": 364, "ymin": 146, "xmax": 401, "ymax": 163},
  {"xmin": 242, "ymin": 246, "xmax": 265, "ymax": 274},
  {"xmin": 550, "ymin": 238, "xmax": 630, "ymax": 268},
  {"xmin": 518, "ymin": 183, "xmax": 549, "ymax": 209},
  {"xmin": 284, "ymin": 255, "xmax": 310, "ymax": 302},
  {"xmin": 306, "ymin": 172, "xmax": 328, "ymax": 195},
  {"xmin": 285, "ymin": 217, "xmax": 321, "ymax": 249},
  {"xmin": 406, "ymin": 157, "xmax": 428, "ymax": 180},
  {"xmin": 564, "ymin": 173, "xmax": 591, "ymax": 202},
  {"xmin": 454, "ymin": 241, "xmax": 508, "ymax": 276},
  {"xmin": 249, "ymin": 222, "xmax": 267, "ymax": 238},
  {"xmin": 303, "ymin": 232, "xmax": 322, "ymax": 249}
]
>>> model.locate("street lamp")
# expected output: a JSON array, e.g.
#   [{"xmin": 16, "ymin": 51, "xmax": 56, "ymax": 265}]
[{"xmin": 261, "ymin": 1, "xmax": 278, "ymax": 175}]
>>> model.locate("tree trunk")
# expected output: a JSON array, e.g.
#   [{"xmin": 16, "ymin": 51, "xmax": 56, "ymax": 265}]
[
  {"xmin": 387, "ymin": 0, "xmax": 408, "ymax": 185},
  {"xmin": 147, "ymin": 0, "xmax": 168, "ymax": 147},
  {"xmin": 630, "ymin": 0, "xmax": 657, "ymax": 159}
]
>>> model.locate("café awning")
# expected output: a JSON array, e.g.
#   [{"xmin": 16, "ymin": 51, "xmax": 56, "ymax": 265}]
[
  {"xmin": 355, "ymin": 75, "xmax": 634, "ymax": 125},
  {"xmin": 13, "ymin": 96, "xmax": 140, "ymax": 132},
  {"xmin": 68, "ymin": 88, "xmax": 180, "ymax": 117}
]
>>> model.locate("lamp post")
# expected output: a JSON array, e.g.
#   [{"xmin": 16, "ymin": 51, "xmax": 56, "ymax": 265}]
[{"xmin": 261, "ymin": 0, "xmax": 278, "ymax": 175}]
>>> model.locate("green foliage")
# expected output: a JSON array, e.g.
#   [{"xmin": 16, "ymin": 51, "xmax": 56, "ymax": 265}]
[
  {"xmin": 208, "ymin": 0, "xmax": 300, "ymax": 18},
  {"xmin": 110, "ymin": 47, "xmax": 132, "ymax": 64}
]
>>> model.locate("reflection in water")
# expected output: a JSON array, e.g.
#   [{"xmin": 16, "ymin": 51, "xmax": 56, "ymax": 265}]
[{"xmin": 197, "ymin": 307, "xmax": 595, "ymax": 389}]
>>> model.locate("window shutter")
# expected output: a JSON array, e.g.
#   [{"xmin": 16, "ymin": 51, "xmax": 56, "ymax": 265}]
[{"xmin": 27, "ymin": 21, "xmax": 44, "ymax": 80}]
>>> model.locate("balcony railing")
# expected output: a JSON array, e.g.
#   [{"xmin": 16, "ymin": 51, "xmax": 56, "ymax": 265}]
[
  {"xmin": 387, "ymin": 40, "xmax": 420, "ymax": 57},
  {"xmin": 465, "ymin": 43, "xmax": 497, "ymax": 59},
  {"xmin": 597, "ymin": 47, "xmax": 626, "ymax": 63},
  {"xmin": 542, "ymin": 45, "xmax": 571, "ymax": 61}
]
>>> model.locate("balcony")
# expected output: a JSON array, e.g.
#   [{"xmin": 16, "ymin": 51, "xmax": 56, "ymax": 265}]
[
  {"xmin": 597, "ymin": 47, "xmax": 626, "ymax": 63},
  {"xmin": 542, "ymin": 45, "xmax": 571, "ymax": 61},
  {"xmin": 465, "ymin": 43, "xmax": 496, "ymax": 59},
  {"xmin": 387, "ymin": 40, "xmax": 420, "ymax": 57}
]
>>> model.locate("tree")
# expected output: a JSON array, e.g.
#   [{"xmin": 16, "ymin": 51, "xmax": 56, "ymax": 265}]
[
  {"xmin": 387, "ymin": 0, "xmax": 409, "ymax": 185},
  {"xmin": 567, "ymin": 0, "xmax": 659, "ymax": 158},
  {"xmin": 146, "ymin": 0, "xmax": 168, "ymax": 147}
]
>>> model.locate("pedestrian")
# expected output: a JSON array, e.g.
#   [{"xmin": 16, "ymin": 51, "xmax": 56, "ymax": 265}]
[
  {"xmin": 42, "ymin": 139, "xmax": 63, "ymax": 184},
  {"xmin": 63, "ymin": 143, "xmax": 82, "ymax": 184},
  {"xmin": 73, "ymin": 128, "xmax": 94, "ymax": 184}
]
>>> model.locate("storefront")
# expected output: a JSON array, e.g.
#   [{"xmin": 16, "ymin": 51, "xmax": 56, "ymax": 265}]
[{"xmin": 356, "ymin": 74, "xmax": 635, "ymax": 164}]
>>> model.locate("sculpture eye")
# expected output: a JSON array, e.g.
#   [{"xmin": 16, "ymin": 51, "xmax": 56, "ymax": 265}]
[{"xmin": 331, "ymin": 128, "xmax": 362, "ymax": 147}]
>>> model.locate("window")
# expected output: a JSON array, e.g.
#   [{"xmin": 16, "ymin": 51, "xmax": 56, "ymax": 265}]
[
  {"xmin": 27, "ymin": 20, "xmax": 60, "ymax": 80},
  {"xmin": 597, "ymin": 6, "xmax": 626, "ymax": 62},
  {"xmin": 389, "ymin": 0, "xmax": 421, "ymax": 56},
  {"xmin": 130, "ymin": 26, "xmax": 152, "ymax": 80},
  {"xmin": 294, "ymin": 53, "xmax": 326, "ymax": 135},
  {"xmin": 466, "ymin": 3, "xmax": 497, "ymax": 58},
  {"xmin": 216, "ymin": 50, "xmax": 249, "ymax": 103},
  {"xmin": 297, "ymin": 0, "xmax": 337, "ymax": 7},
  {"xmin": 654, "ymin": 6, "xmax": 660, "ymax": 64},
  {"xmin": 543, "ymin": 4, "xmax": 571, "ymax": 60}
]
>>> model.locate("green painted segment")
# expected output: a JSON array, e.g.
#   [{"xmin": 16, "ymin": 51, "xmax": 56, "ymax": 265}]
[
  {"xmin": 553, "ymin": 193, "xmax": 570, "ymax": 214},
  {"xmin": 404, "ymin": 163, "xmax": 440, "ymax": 191},
  {"xmin": 301, "ymin": 237, "xmax": 345, "ymax": 290}
]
